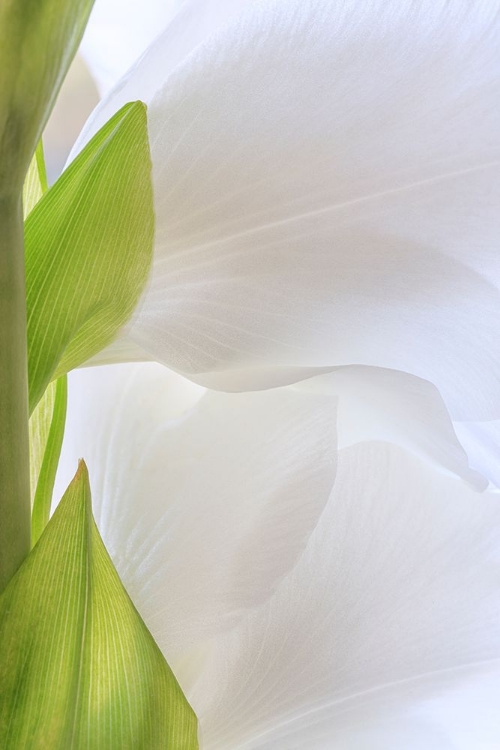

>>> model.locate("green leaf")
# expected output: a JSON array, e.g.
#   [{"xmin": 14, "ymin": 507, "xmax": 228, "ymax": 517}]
[
  {"xmin": 0, "ymin": 0, "xmax": 94, "ymax": 193},
  {"xmin": 23, "ymin": 141, "xmax": 48, "ymax": 218},
  {"xmin": 26, "ymin": 144, "xmax": 66, "ymax": 547},
  {"xmin": 26, "ymin": 142, "xmax": 51, "ymax": 499},
  {"xmin": 31, "ymin": 375, "xmax": 67, "ymax": 547},
  {"xmin": 29, "ymin": 379, "xmax": 56, "ymax": 498},
  {"xmin": 0, "ymin": 461, "xmax": 199, "ymax": 749},
  {"xmin": 25, "ymin": 101, "xmax": 154, "ymax": 414}
]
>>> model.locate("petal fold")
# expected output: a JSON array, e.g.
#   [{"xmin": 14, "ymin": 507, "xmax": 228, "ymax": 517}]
[
  {"xmin": 55, "ymin": 363, "xmax": 337, "ymax": 658},
  {"xmin": 188, "ymin": 442, "xmax": 500, "ymax": 748},
  {"xmin": 453, "ymin": 419, "xmax": 500, "ymax": 490},
  {"xmin": 80, "ymin": 0, "xmax": 182, "ymax": 94},
  {"xmin": 296, "ymin": 366, "xmax": 487, "ymax": 489}
]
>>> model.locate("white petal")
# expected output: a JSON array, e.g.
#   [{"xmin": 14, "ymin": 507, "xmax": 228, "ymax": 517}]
[
  {"xmin": 187, "ymin": 442, "xmax": 500, "ymax": 748},
  {"xmin": 77, "ymin": 0, "xmax": 252, "ymax": 102},
  {"xmin": 80, "ymin": 0, "xmax": 183, "ymax": 95},
  {"xmin": 82, "ymin": 335, "xmax": 153, "ymax": 367},
  {"xmin": 453, "ymin": 419, "xmax": 500, "ymax": 490},
  {"xmin": 295, "ymin": 366, "xmax": 487, "ymax": 489},
  {"xmin": 75, "ymin": 0, "xmax": 500, "ymax": 422},
  {"xmin": 55, "ymin": 362, "xmax": 337, "ymax": 659}
]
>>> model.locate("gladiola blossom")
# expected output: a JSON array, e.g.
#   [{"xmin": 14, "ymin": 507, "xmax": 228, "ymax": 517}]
[
  {"xmin": 56, "ymin": 363, "xmax": 500, "ymax": 748},
  {"xmin": 63, "ymin": 0, "xmax": 500, "ymax": 488},
  {"xmin": 2, "ymin": 0, "xmax": 498, "ymax": 744},
  {"xmin": 47, "ymin": 3, "xmax": 500, "ymax": 738}
]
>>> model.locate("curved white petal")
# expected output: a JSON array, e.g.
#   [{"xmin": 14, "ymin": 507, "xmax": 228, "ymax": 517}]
[
  {"xmin": 78, "ymin": 0, "xmax": 252, "ymax": 101},
  {"xmin": 453, "ymin": 419, "xmax": 500, "ymax": 490},
  {"xmin": 80, "ymin": 0, "xmax": 184, "ymax": 95},
  {"xmin": 75, "ymin": 0, "xmax": 500, "ymax": 423},
  {"xmin": 295, "ymin": 366, "xmax": 487, "ymax": 489},
  {"xmin": 186, "ymin": 442, "xmax": 500, "ymax": 748},
  {"xmin": 55, "ymin": 362, "xmax": 337, "ymax": 658},
  {"xmin": 82, "ymin": 335, "xmax": 153, "ymax": 366}
]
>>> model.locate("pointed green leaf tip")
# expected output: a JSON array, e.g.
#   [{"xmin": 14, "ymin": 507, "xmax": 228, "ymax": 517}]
[
  {"xmin": 0, "ymin": 461, "xmax": 199, "ymax": 749},
  {"xmin": 25, "ymin": 101, "xmax": 155, "ymax": 414}
]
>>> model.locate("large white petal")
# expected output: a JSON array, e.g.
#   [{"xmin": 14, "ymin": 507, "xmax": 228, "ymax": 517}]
[
  {"xmin": 80, "ymin": 0, "xmax": 184, "ymax": 95},
  {"xmin": 295, "ymin": 367, "xmax": 487, "ymax": 489},
  {"xmin": 55, "ymin": 362, "xmax": 337, "ymax": 659},
  {"xmin": 75, "ymin": 0, "xmax": 500, "ymax": 422},
  {"xmin": 186, "ymin": 442, "xmax": 500, "ymax": 748}
]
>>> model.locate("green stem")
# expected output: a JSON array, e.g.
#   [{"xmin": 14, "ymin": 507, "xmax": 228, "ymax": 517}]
[{"xmin": 0, "ymin": 196, "xmax": 31, "ymax": 590}]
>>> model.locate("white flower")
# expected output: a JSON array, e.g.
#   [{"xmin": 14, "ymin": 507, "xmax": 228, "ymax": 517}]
[
  {"xmin": 50, "ymin": 4, "xmax": 500, "ymax": 743},
  {"xmin": 56, "ymin": 363, "xmax": 500, "ymax": 748},
  {"xmin": 67, "ymin": 0, "xmax": 500, "ymax": 486},
  {"xmin": 74, "ymin": 0, "xmax": 500, "ymax": 418}
]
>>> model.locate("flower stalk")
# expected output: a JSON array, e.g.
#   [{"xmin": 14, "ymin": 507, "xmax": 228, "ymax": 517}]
[
  {"xmin": 0, "ymin": 0, "xmax": 95, "ymax": 593},
  {"xmin": 0, "ymin": 195, "xmax": 31, "ymax": 591}
]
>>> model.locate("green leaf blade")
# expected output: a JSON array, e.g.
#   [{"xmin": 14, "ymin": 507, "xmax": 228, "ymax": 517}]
[
  {"xmin": 23, "ymin": 141, "xmax": 48, "ymax": 218},
  {"xmin": 27, "ymin": 143, "xmax": 65, "ymax": 547},
  {"xmin": 31, "ymin": 375, "xmax": 67, "ymax": 547},
  {"xmin": 25, "ymin": 101, "xmax": 154, "ymax": 414},
  {"xmin": 0, "ymin": 462, "xmax": 198, "ymax": 749},
  {"xmin": 29, "ymin": 380, "xmax": 56, "ymax": 500}
]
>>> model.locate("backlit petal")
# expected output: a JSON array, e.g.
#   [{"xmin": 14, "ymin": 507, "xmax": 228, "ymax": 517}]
[
  {"xmin": 188, "ymin": 443, "xmax": 500, "ymax": 748},
  {"xmin": 76, "ymin": 0, "xmax": 500, "ymax": 422},
  {"xmin": 55, "ymin": 362, "xmax": 337, "ymax": 659}
]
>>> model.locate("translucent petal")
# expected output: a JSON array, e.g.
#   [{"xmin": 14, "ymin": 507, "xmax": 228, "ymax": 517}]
[
  {"xmin": 80, "ymin": 0, "xmax": 184, "ymax": 94},
  {"xmin": 453, "ymin": 419, "xmax": 500, "ymax": 490},
  {"xmin": 295, "ymin": 367, "xmax": 487, "ymax": 489},
  {"xmin": 188, "ymin": 442, "xmax": 500, "ymax": 748},
  {"xmin": 55, "ymin": 363, "xmax": 337, "ymax": 659}
]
